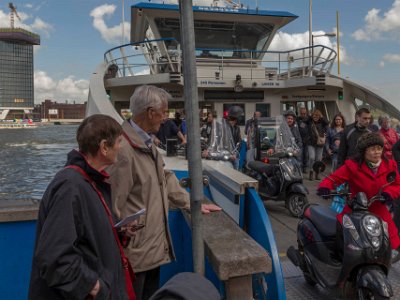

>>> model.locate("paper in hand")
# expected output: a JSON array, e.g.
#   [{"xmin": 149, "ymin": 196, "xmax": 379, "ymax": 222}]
[{"xmin": 114, "ymin": 208, "xmax": 146, "ymax": 228}]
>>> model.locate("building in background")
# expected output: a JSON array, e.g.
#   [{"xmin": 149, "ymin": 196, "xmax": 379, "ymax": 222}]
[
  {"xmin": 33, "ymin": 100, "xmax": 86, "ymax": 121},
  {"xmin": 0, "ymin": 28, "xmax": 40, "ymax": 120}
]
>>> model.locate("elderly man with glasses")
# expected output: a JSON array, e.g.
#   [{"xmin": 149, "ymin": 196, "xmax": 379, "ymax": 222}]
[{"xmin": 107, "ymin": 85, "xmax": 220, "ymax": 300}]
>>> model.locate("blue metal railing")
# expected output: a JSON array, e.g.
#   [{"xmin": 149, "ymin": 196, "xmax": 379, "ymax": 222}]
[{"xmin": 164, "ymin": 167, "xmax": 286, "ymax": 299}]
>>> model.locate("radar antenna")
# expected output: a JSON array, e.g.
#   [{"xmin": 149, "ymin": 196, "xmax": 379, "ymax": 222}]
[{"xmin": 8, "ymin": 2, "xmax": 21, "ymax": 29}]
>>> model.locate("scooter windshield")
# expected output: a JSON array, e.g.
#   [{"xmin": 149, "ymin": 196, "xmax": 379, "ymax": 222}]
[
  {"xmin": 207, "ymin": 118, "xmax": 237, "ymax": 159},
  {"xmin": 274, "ymin": 115, "xmax": 300, "ymax": 154}
]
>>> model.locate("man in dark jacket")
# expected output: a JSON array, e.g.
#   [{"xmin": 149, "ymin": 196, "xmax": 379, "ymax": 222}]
[
  {"xmin": 244, "ymin": 111, "xmax": 261, "ymax": 135},
  {"xmin": 29, "ymin": 115, "xmax": 134, "ymax": 300},
  {"xmin": 227, "ymin": 106, "xmax": 243, "ymax": 169},
  {"xmin": 297, "ymin": 107, "xmax": 311, "ymax": 173},
  {"xmin": 337, "ymin": 107, "xmax": 371, "ymax": 167},
  {"xmin": 200, "ymin": 111, "xmax": 217, "ymax": 145}
]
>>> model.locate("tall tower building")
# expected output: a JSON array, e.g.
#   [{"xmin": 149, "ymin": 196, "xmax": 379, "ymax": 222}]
[{"xmin": 0, "ymin": 28, "xmax": 40, "ymax": 120}]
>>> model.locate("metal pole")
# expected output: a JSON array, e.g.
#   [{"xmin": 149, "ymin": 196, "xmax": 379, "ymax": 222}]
[
  {"xmin": 178, "ymin": 0, "xmax": 205, "ymax": 275},
  {"xmin": 122, "ymin": 0, "xmax": 125, "ymax": 45},
  {"xmin": 309, "ymin": 0, "xmax": 312, "ymax": 76},
  {"xmin": 311, "ymin": 35, "xmax": 314, "ymax": 68},
  {"xmin": 336, "ymin": 10, "xmax": 340, "ymax": 76}
]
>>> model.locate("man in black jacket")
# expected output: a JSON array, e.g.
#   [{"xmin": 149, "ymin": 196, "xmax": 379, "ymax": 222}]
[
  {"xmin": 337, "ymin": 107, "xmax": 371, "ymax": 167},
  {"xmin": 227, "ymin": 106, "xmax": 243, "ymax": 169}
]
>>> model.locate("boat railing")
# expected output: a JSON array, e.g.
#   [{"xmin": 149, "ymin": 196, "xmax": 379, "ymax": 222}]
[
  {"xmin": 104, "ymin": 38, "xmax": 181, "ymax": 78},
  {"xmin": 104, "ymin": 39, "xmax": 336, "ymax": 81}
]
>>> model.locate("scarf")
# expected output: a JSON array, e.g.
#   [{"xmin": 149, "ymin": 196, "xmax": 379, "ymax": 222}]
[{"xmin": 366, "ymin": 159, "xmax": 382, "ymax": 174}]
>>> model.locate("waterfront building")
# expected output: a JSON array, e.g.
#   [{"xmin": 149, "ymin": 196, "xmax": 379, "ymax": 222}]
[
  {"xmin": 0, "ymin": 28, "xmax": 40, "ymax": 120},
  {"xmin": 33, "ymin": 99, "xmax": 86, "ymax": 121}
]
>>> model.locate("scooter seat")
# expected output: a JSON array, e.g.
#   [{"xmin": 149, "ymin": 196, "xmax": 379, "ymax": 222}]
[
  {"xmin": 248, "ymin": 161, "xmax": 278, "ymax": 177},
  {"xmin": 308, "ymin": 205, "xmax": 338, "ymax": 237}
]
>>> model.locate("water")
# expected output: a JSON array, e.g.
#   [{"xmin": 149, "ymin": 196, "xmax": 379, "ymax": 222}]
[{"xmin": 0, "ymin": 125, "xmax": 78, "ymax": 203}]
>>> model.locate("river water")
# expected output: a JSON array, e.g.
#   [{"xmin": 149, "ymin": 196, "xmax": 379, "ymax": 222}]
[{"xmin": 0, "ymin": 125, "xmax": 78, "ymax": 204}]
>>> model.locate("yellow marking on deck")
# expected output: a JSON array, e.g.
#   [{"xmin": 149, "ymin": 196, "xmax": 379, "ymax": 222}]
[{"xmin": 279, "ymin": 252, "xmax": 286, "ymax": 258}]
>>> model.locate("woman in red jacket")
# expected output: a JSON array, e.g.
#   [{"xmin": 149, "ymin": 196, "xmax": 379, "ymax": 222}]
[{"xmin": 317, "ymin": 132, "xmax": 400, "ymax": 250}]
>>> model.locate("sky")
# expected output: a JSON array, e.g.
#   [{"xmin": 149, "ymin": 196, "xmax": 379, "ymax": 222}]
[{"xmin": 0, "ymin": 0, "xmax": 400, "ymax": 106}]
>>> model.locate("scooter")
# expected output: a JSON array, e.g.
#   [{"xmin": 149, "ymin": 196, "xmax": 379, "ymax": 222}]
[
  {"xmin": 287, "ymin": 173, "xmax": 396, "ymax": 299},
  {"xmin": 245, "ymin": 116, "xmax": 308, "ymax": 217},
  {"xmin": 247, "ymin": 149, "xmax": 308, "ymax": 217}
]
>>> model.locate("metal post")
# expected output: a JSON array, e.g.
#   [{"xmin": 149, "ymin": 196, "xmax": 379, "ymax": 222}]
[
  {"xmin": 121, "ymin": 0, "xmax": 125, "ymax": 45},
  {"xmin": 178, "ymin": 0, "xmax": 205, "ymax": 275},
  {"xmin": 311, "ymin": 35, "xmax": 314, "ymax": 69},
  {"xmin": 309, "ymin": 0, "xmax": 312, "ymax": 77},
  {"xmin": 336, "ymin": 11, "xmax": 340, "ymax": 76}
]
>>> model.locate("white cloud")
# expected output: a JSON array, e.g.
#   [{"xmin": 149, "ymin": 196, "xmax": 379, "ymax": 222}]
[
  {"xmin": 382, "ymin": 53, "xmax": 400, "ymax": 63},
  {"xmin": 269, "ymin": 31, "xmax": 350, "ymax": 65},
  {"xmin": 30, "ymin": 18, "xmax": 52, "ymax": 36},
  {"xmin": 379, "ymin": 53, "xmax": 400, "ymax": 67},
  {"xmin": 34, "ymin": 71, "xmax": 89, "ymax": 104},
  {"xmin": 90, "ymin": 4, "xmax": 130, "ymax": 45},
  {"xmin": 352, "ymin": 0, "xmax": 400, "ymax": 41}
]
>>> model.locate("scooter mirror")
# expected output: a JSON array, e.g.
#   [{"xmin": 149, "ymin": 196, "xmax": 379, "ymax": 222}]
[
  {"xmin": 355, "ymin": 192, "xmax": 369, "ymax": 209},
  {"xmin": 386, "ymin": 171, "xmax": 396, "ymax": 184},
  {"xmin": 312, "ymin": 161, "xmax": 326, "ymax": 174}
]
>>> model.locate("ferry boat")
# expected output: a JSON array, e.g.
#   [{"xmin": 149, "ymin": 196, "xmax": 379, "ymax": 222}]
[
  {"xmin": 2, "ymin": 3, "xmax": 399, "ymax": 300},
  {"xmin": 87, "ymin": 2, "xmax": 400, "ymax": 124},
  {"xmin": 83, "ymin": 1, "xmax": 400, "ymax": 299}
]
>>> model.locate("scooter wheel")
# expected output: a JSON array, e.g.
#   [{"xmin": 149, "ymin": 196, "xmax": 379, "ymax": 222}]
[{"xmin": 286, "ymin": 193, "xmax": 308, "ymax": 218}]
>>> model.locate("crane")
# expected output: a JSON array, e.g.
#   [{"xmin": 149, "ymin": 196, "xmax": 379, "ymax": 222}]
[{"xmin": 8, "ymin": 2, "xmax": 21, "ymax": 29}]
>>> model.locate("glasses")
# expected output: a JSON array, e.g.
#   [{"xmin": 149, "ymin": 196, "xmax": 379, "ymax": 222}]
[
  {"xmin": 366, "ymin": 145, "xmax": 383, "ymax": 152},
  {"xmin": 148, "ymin": 107, "xmax": 168, "ymax": 116}
]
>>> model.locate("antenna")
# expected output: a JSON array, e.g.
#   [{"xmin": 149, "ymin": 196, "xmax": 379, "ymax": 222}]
[{"xmin": 8, "ymin": 2, "xmax": 21, "ymax": 29}]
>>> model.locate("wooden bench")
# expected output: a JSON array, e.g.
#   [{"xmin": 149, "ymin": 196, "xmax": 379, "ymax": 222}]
[{"xmin": 183, "ymin": 206, "xmax": 271, "ymax": 300}]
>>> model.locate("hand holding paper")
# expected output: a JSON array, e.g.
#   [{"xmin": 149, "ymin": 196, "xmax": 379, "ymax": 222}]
[{"xmin": 115, "ymin": 208, "xmax": 146, "ymax": 228}]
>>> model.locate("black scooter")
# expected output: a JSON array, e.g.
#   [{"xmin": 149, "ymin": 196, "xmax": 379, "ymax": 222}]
[
  {"xmin": 247, "ymin": 150, "xmax": 308, "ymax": 217},
  {"xmin": 245, "ymin": 116, "xmax": 308, "ymax": 217},
  {"xmin": 287, "ymin": 173, "xmax": 396, "ymax": 299}
]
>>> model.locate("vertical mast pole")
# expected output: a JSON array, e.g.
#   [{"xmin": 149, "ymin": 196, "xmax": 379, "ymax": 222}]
[
  {"xmin": 309, "ymin": 0, "xmax": 313, "ymax": 76},
  {"xmin": 179, "ymin": 0, "xmax": 205, "ymax": 275},
  {"xmin": 122, "ymin": 0, "xmax": 125, "ymax": 45},
  {"xmin": 336, "ymin": 10, "xmax": 340, "ymax": 76}
]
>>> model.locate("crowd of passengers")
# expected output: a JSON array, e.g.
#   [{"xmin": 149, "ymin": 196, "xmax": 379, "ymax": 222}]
[{"xmin": 28, "ymin": 84, "xmax": 400, "ymax": 300}]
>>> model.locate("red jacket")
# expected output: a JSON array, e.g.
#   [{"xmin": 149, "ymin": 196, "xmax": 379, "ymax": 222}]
[
  {"xmin": 319, "ymin": 159, "xmax": 400, "ymax": 199},
  {"xmin": 379, "ymin": 127, "xmax": 399, "ymax": 160},
  {"xmin": 319, "ymin": 158, "xmax": 400, "ymax": 249}
]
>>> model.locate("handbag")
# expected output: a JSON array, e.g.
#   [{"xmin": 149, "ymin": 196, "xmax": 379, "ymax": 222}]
[{"xmin": 312, "ymin": 123, "xmax": 326, "ymax": 146}]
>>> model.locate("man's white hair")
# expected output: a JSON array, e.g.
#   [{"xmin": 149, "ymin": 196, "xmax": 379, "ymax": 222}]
[{"xmin": 129, "ymin": 85, "xmax": 170, "ymax": 117}]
